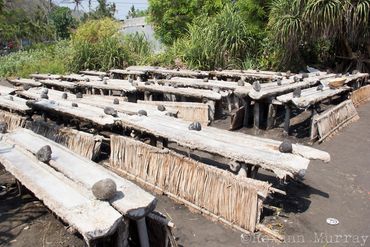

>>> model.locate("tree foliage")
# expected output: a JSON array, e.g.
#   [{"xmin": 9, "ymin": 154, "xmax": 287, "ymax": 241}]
[
  {"xmin": 268, "ymin": 0, "xmax": 370, "ymax": 71},
  {"xmin": 148, "ymin": 0, "xmax": 224, "ymax": 45},
  {"xmin": 171, "ymin": 4, "xmax": 263, "ymax": 70},
  {"xmin": 49, "ymin": 6, "xmax": 76, "ymax": 40},
  {"xmin": 126, "ymin": 5, "xmax": 148, "ymax": 19}
]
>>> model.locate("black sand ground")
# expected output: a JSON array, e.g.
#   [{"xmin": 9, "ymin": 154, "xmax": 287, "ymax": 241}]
[{"xmin": 0, "ymin": 79, "xmax": 369, "ymax": 246}]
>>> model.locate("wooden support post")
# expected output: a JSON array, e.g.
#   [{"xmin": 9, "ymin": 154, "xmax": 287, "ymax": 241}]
[
  {"xmin": 162, "ymin": 138, "xmax": 168, "ymax": 148},
  {"xmin": 109, "ymin": 90, "xmax": 112, "ymax": 96},
  {"xmin": 116, "ymin": 220, "xmax": 129, "ymax": 247},
  {"xmin": 254, "ymin": 102, "xmax": 261, "ymax": 129},
  {"xmin": 150, "ymin": 136, "xmax": 157, "ymax": 146},
  {"xmin": 226, "ymin": 96, "xmax": 232, "ymax": 112},
  {"xmin": 92, "ymin": 88, "xmax": 96, "ymax": 95},
  {"xmin": 243, "ymin": 99, "xmax": 250, "ymax": 127},
  {"xmin": 251, "ymin": 166, "xmax": 259, "ymax": 179},
  {"xmin": 284, "ymin": 105, "xmax": 291, "ymax": 134},
  {"xmin": 266, "ymin": 103, "xmax": 277, "ymax": 130},
  {"xmin": 144, "ymin": 91, "xmax": 150, "ymax": 101},
  {"xmin": 99, "ymin": 89, "xmax": 104, "ymax": 95},
  {"xmin": 234, "ymin": 95, "xmax": 240, "ymax": 109}
]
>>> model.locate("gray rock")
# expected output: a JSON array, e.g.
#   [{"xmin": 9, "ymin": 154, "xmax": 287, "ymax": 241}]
[
  {"xmin": 128, "ymin": 78, "xmax": 134, "ymax": 83},
  {"xmin": 92, "ymin": 178, "xmax": 117, "ymax": 201},
  {"xmin": 0, "ymin": 122, "xmax": 8, "ymax": 133},
  {"xmin": 279, "ymin": 139, "xmax": 293, "ymax": 153},
  {"xmin": 36, "ymin": 145, "xmax": 52, "ymax": 163},
  {"xmin": 8, "ymin": 96, "xmax": 13, "ymax": 101},
  {"xmin": 76, "ymin": 92, "xmax": 83, "ymax": 98},
  {"xmin": 138, "ymin": 110, "xmax": 147, "ymax": 116},
  {"xmin": 237, "ymin": 80, "xmax": 245, "ymax": 86},
  {"xmin": 293, "ymin": 88, "xmax": 301, "ymax": 98},
  {"xmin": 277, "ymin": 78, "xmax": 282, "ymax": 86},
  {"xmin": 40, "ymin": 93, "xmax": 49, "ymax": 99},
  {"xmin": 203, "ymin": 78, "xmax": 209, "ymax": 82},
  {"xmin": 165, "ymin": 112, "xmax": 178, "ymax": 118},
  {"xmin": 85, "ymin": 78, "xmax": 90, "ymax": 82},
  {"xmin": 252, "ymin": 81, "xmax": 261, "ymax": 92},
  {"xmin": 302, "ymin": 73, "xmax": 309, "ymax": 79},
  {"xmin": 103, "ymin": 79, "xmax": 108, "ymax": 84},
  {"xmin": 166, "ymin": 74, "xmax": 172, "ymax": 80},
  {"xmin": 317, "ymin": 84, "xmax": 324, "ymax": 91},
  {"xmin": 157, "ymin": 105, "xmax": 166, "ymax": 111},
  {"xmin": 352, "ymin": 70, "xmax": 359, "ymax": 75},
  {"xmin": 276, "ymin": 72, "xmax": 282, "ymax": 76},
  {"xmin": 113, "ymin": 98, "xmax": 119, "ymax": 104},
  {"xmin": 104, "ymin": 107, "xmax": 117, "ymax": 117},
  {"xmin": 62, "ymin": 93, "xmax": 68, "ymax": 99},
  {"xmin": 72, "ymin": 103, "xmax": 78, "ymax": 107},
  {"xmin": 42, "ymin": 88, "xmax": 48, "ymax": 94},
  {"xmin": 293, "ymin": 76, "xmax": 299, "ymax": 82},
  {"xmin": 188, "ymin": 121, "xmax": 202, "ymax": 131},
  {"xmin": 23, "ymin": 84, "xmax": 31, "ymax": 91}
]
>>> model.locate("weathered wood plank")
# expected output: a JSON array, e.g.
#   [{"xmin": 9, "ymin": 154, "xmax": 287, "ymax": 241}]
[
  {"xmin": 0, "ymin": 95, "xmax": 31, "ymax": 113},
  {"xmin": 277, "ymin": 86, "xmax": 351, "ymax": 108},
  {"xmin": 30, "ymin": 74, "xmax": 62, "ymax": 80},
  {"xmin": 137, "ymin": 100, "xmax": 212, "ymax": 125},
  {"xmin": 39, "ymin": 79, "xmax": 77, "ymax": 89},
  {"xmin": 249, "ymin": 73, "xmax": 335, "ymax": 100},
  {"xmin": 0, "ymin": 85, "xmax": 15, "ymax": 95},
  {"xmin": 78, "ymin": 79, "xmax": 137, "ymax": 93},
  {"xmin": 137, "ymin": 83, "xmax": 222, "ymax": 101},
  {"xmin": 351, "ymin": 85, "xmax": 370, "ymax": 107},
  {"xmin": 7, "ymin": 78, "xmax": 42, "ymax": 87},
  {"xmin": 5, "ymin": 128, "xmax": 157, "ymax": 219},
  {"xmin": 311, "ymin": 100, "xmax": 359, "ymax": 142},
  {"xmin": 80, "ymin": 70, "xmax": 108, "ymax": 77},
  {"xmin": 157, "ymin": 77, "xmax": 251, "ymax": 96},
  {"xmin": 118, "ymin": 114, "xmax": 324, "ymax": 179},
  {"xmin": 0, "ymin": 140, "xmax": 122, "ymax": 242}
]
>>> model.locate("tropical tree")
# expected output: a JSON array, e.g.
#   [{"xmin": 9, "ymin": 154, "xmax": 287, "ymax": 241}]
[
  {"xmin": 50, "ymin": 6, "xmax": 76, "ymax": 39},
  {"xmin": 268, "ymin": 0, "xmax": 370, "ymax": 72}
]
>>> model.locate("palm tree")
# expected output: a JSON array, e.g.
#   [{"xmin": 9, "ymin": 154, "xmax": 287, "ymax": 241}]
[{"xmin": 268, "ymin": 0, "xmax": 370, "ymax": 72}]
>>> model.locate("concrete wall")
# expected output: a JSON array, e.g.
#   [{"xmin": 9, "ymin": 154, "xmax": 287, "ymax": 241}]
[{"xmin": 120, "ymin": 17, "xmax": 162, "ymax": 53}]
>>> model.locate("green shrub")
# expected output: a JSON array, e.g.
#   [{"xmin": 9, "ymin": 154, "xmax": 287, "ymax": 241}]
[
  {"xmin": 69, "ymin": 18, "xmax": 127, "ymax": 71},
  {"xmin": 0, "ymin": 40, "xmax": 71, "ymax": 78},
  {"xmin": 170, "ymin": 5, "xmax": 264, "ymax": 70}
]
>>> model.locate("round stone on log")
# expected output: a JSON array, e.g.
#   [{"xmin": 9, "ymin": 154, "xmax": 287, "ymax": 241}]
[
  {"xmin": 302, "ymin": 73, "xmax": 309, "ymax": 79},
  {"xmin": 276, "ymin": 72, "xmax": 282, "ymax": 76},
  {"xmin": 92, "ymin": 178, "xmax": 117, "ymax": 201},
  {"xmin": 36, "ymin": 145, "xmax": 52, "ymax": 163},
  {"xmin": 76, "ymin": 92, "xmax": 83, "ymax": 98},
  {"xmin": 293, "ymin": 88, "xmax": 301, "ymax": 98},
  {"xmin": 40, "ymin": 93, "xmax": 49, "ymax": 99},
  {"xmin": 103, "ymin": 79, "xmax": 108, "ymax": 85},
  {"xmin": 85, "ymin": 78, "xmax": 90, "ymax": 82},
  {"xmin": 237, "ymin": 80, "xmax": 245, "ymax": 86},
  {"xmin": 252, "ymin": 81, "xmax": 261, "ymax": 92},
  {"xmin": 279, "ymin": 139, "xmax": 293, "ymax": 153},
  {"xmin": 317, "ymin": 84, "xmax": 324, "ymax": 91},
  {"xmin": 0, "ymin": 122, "xmax": 8, "ymax": 133},
  {"xmin": 72, "ymin": 103, "xmax": 78, "ymax": 107},
  {"xmin": 128, "ymin": 78, "xmax": 134, "ymax": 83},
  {"xmin": 62, "ymin": 92, "xmax": 68, "ymax": 99},
  {"xmin": 138, "ymin": 110, "xmax": 147, "ymax": 116},
  {"xmin": 188, "ymin": 121, "xmax": 202, "ymax": 131},
  {"xmin": 203, "ymin": 78, "xmax": 209, "ymax": 82},
  {"xmin": 157, "ymin": 105, "xmax": 166, "ymax": 111},
  {"xmin": 42, "ymin": 88, "xmax": 48, "ymax": 94},
  {"xmin": 352, "ymin": 70, "xmax": 359, "ymax": 75},
  {"xmin": 113, "ymin": 98, "xmax": 119, "ymax": 104},
  {"xmin": 277, "ymin": 78, "xmax": 282, "ymax": 86},
  {"xmin": 104, "ymin": 107, "xmax": 117, "ymax": 117},
  {"xmin": 23, "ymin": 84, "xmax": 31, "ymax": 90}
]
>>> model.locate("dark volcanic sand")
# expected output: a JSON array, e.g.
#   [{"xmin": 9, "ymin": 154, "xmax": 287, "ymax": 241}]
[{"xmin": 0, "ymin": 79, "xmax": 369, "ymax": 246}]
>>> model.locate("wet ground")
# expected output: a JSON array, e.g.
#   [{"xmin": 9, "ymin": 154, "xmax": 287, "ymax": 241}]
[{"xmin": 0, "ymin": 79, "xmax": 369, "ymax": 246}]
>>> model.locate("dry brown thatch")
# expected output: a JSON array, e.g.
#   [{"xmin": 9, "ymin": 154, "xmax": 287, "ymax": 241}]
[
  {"xmin": 26, "ymin": 121, "xmax": 102, "ymax": 160},
  {"xmin": 109, "ymin": 135, "xmax": 271, "ymax": 232},
  {"xmin": 0, "ymin": 110, "xmax": 27, "ymax": 130},
  {"xmin": 351, "ymin": 85, "xmax": 370, "ymax": 107}
]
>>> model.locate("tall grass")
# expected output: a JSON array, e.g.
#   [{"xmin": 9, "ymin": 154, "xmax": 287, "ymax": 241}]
[
  {"xmin": 0, "ymin": 41, "xmax": 71, "ymax": 78},
  {"xmin": 171, "ymin": 5, "xmax": 264, "ymax": 70}
]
